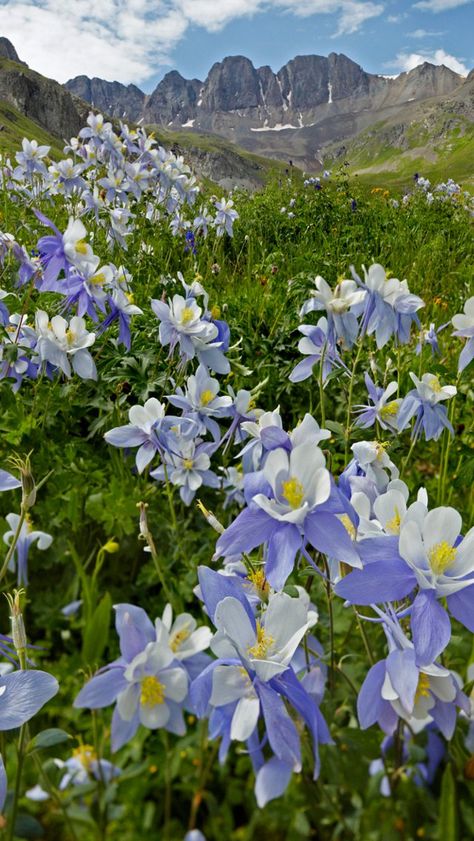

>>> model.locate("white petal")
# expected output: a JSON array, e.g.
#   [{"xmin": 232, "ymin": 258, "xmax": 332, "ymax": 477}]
[{"xmin": 230, "ymin": 696, "xmax": 260, "ymax": 741}]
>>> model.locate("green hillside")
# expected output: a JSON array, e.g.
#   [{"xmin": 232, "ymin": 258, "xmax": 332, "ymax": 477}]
[{"xmin": 0, "ymin": 99, "xmax": 63, "ymax": 160}]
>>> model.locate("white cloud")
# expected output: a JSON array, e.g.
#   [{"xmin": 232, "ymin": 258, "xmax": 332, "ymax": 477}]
[
  {"xmin": 407, "ymin": 28, "xmax": 444, "ymax": 37},
  {"xmin": 0, "ymin": 0, "xmax": 385, "ymax": 85},
  {"xmin": 394, "ymin": 49, "xmax": 469, "ymax": 75},
  {"xmin": 414, "ymin": 0, "xmax": 473, "ymax": 11}
]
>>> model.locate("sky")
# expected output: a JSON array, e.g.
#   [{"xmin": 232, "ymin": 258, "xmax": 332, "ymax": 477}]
[{"xmin": 0, "ymin": 0, "xmax": 473, "ymax": 92}]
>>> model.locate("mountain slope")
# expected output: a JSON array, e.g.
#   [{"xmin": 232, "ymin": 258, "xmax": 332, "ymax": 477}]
[
  {"xmin": 66, "ymin": 52, "xmax": 468, "ymax": 171},
  {"xmin": 0, "ymin": 44, "xmax": 86, "ymax": 141}
]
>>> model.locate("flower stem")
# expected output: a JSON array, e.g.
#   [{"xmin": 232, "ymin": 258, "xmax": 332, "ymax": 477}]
[
  {"xmin": 344, "ymin": 342, "xmax": 363, "ymax": 463},
  {"xmin": 0, "ymin": 507, "xmax": 26, "ymax": 584}
]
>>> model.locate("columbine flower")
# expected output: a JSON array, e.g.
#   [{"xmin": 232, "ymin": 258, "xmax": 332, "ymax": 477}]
[
  {"xmin": 397, "ymin": 373, "xmax": 456, "ymax": 441},
  {"xmin": 0, "ymin": 470, "xmax": 21, "ymax": 493},
  {"xmin": 55, "ymin": 745, "xmax": 120, "ymax": 789},
  {"xmin": 167, "ymin": 364, "xmax": 232, "ymax": 442},
  {"xmin": 0, "ymin": 668, "xmax": 59, "ymax": 730},
  {"xmin": 289, "ymin": 318, "xmax": 347, "ymax": 384},
  {"xmin": 216, "ymin": 437, "xmax": 359, "ymax": 590},
  {"xmin": 415, "ymin": 322, "xmax": 447, "ymax": 357},
  {"xmin": 336, "ymin": 504, "xmax": 474, "ymax": 664},
  {"xmin": 151, "ymin": 295, "xmax": 229, "ymax": 374},
  {"xmin": 35, "ymin": 211, "xmax": 96, "ymax": 288},
  {"xmin": 300, "ymin": 276, "xmax": 366, "ymax": 349},
  {"xmin": 451, "ymin": 296, "xmax": 474, "ymax": 372},
  {"xmin": 354, "ymin": 374, "xmax": 400, "ymax": 432},
  {"xmin": 190, "ymin": 569, "xmax": 330, "ymax": 808},
  {"xmin": 357, "ymin": 615, "xmax": 468, "ymax": 739},
  {"xmin": 34, "ymin": 311, "xmax": 97, "ymax": 380},
  {"xmin": 104, "ymin": 398, "xmax": 169, "ymax": 472},
  {"xmin": 213, "ymin": 199, "xmax": 238, "ymax": 236},
  {"xmin": 352, "ymin": 264, "xmax": 424, "ymax": 349},
  {"xmin": 3, "ymin": 513, "xmax": 52, "ymax": 586},
  {"xmin": 74, "ymin": 603, "xmax": 189, "ymax": 750},
  {"xmin": 150, "ymin": 437, "xmax": 220, "ymax": 506}
]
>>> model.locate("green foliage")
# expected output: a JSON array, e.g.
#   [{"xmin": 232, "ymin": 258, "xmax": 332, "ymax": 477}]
[{"xmin": 0, "ymin": 165, "xmax": 473, "ymax": 841}]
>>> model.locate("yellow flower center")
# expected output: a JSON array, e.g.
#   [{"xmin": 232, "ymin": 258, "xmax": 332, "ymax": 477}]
[
  {"xmin": 375, "ymin": 441, "xmax": 389, "ymax": 461},
  {"xmin": 200, "ymin": 389, "xmax": 214, "ymax": 407},
  {"xmin": 210, "ymin": 305, "xmax": 221, "ymax": 320},
  {"xmin": 183, "ymin": 458, "xmax": 194, "ymax": 470},
  {"xmin": 247, "ymin": 568, "xmax": 269, "ymax": 595},
  {"xmin": 415, "ymin": 673, "xmax": 430, "ymax": 703},
  {"xmin": 181, "ymin": 307, "xmax": 194, "ymax": 325},
  {"xmin": 140, "ymin": 676, "xmax": 165, "ymax": 707},
  {"xmin": 428, "ymin": 375, "xmax": 442, "ymax": 393},
  {"xmin": 247, "ymin": 620, "xmax": 274, "ymax": 659},
  {"xmin": 281, "ymin": 477, "xmax": 305, "ymax": 509},
  {"xmin": 386, "ymin": 508, "xmax": 401, "ymax": 535},
  {"xmin": 380, "ymin": 402, "xmax": 399, "ymax": 417},
  {"xmin": 428, "ymin": 541, "xmax": 457, "ymax": 575},
  {"xmin": 339, "ymin": 514, "xmax": 356, "ymax": 540},
  {"xmin": 73, "ymin": 744, "xmax": 97, "ymax": 771},
  {"xmin": 65, "ymin": 329, "xmax": 76, "ymax": 345},
  {"xmin": 170, "ymin": 624, "xmax": 191, "ymax": 652},
  {"xmin": 75, "ymin": 240, "xmax": 88, "ymax": 255},
  {"xmin": 91, "ymin": 272, "xmax": 106, "ymax": 285}
]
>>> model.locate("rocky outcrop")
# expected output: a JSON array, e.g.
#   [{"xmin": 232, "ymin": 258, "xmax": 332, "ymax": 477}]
[
  {"xmin": 0, "ymin": 37, "xmax": 25, "ymax": 64},
  {"xmin": 143, "ymin": 71, "xmax": 201, "ymax": 125},
  {"xmin": 65, "ymin": 76, "xmax": 145, "ymax": 122},
  {"xmin": 0, "ymin": 57, "xmax": 84, "ymax": 139}
]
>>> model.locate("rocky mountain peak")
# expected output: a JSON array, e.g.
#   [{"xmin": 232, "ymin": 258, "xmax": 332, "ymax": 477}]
[{"xmin": 0, "ymin": 37, "xmax": 25, "ymax": 65}]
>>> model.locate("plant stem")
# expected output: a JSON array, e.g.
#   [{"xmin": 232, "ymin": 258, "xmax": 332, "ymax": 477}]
[
  {"xmin": 344, "ymin": 341, "xmax": 363, "ymax": 463},
  {"xmin": 0, "ymin": 507, "xmax": 26, "ymax": 583},
  {"xmin": 354, "ymin": 608, "xmax": 375, "ymax": 665},
  {"xmin": 322, "ymin": 558, "xmax": 335, "ymax": 691}
]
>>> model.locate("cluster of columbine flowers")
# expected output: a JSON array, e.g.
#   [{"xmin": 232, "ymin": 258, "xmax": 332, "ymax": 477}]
[
  {"xmin": 0, "ymin": 114, "xmax": 238, "ymax": 392},
  {"xmin": 290, "ymin": 265, "xmax": 473, "ymax": 441},
  {"xmin": 0, "ymin": 109, "xmax": 473, "ymax": 835},
  {"xmin": 1, "ymin": 114, "xmax": 238, "ymax": 246},
  {"xmin": 63, "ymin": 255, "xmax": 473, "ymax": 817},
  {"xmin": 409, "ymin": 174, "xmax": 474, "ymax": 215}
]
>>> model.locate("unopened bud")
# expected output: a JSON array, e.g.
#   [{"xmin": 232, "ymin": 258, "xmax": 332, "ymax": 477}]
[
  {"xmin": 137, "ymin": 501, "xmax": 150, "ymax": 540},
  {"xmin": 9, "ymin": 454, "xmax": 36, "ymax": 509},
  {"xmin": 196, "ymin": 500, "xmax": 224, "ymax": 534},
  {"xmin": 103, "ymin": 539, "xmax": 119, "ymax": 554},
  {"xmin": 6, "ymin": 589, "xmax": 27, "ymax": 656}
]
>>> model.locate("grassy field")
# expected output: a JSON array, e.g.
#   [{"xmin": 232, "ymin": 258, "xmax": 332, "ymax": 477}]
[{"xmin": 0, "ymin": 129, "xmax": 473, "ymax": 841}]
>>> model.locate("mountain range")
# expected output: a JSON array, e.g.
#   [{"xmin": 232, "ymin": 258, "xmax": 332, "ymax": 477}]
[{"xmin": 1, "ymin": 36, "xmax": 473, "ymax": 187}]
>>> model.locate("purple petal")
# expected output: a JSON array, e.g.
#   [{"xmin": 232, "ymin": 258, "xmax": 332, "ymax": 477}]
[
  {"xmin": 357, "ymin": 660, "xmax": 387, "ymax": 729},
  {"xmin": 255, "ymin": 757, "xmax": 293, "ymax": 807},
  {"xmin": 114, "ymin": 604, "xmax": 155, "ymax": 661},
  {"xmin": 305, "ymin": 512, "xmax": 360, "ymax": 565},
  {"xmin": 215, "ymin": 507, "xmax": 275, "ymax": 558},
  {"xmin": 447, "ymin": 586, "xmax": 474, "ymax": 632},
  {"xmin": 411, "ymin": 590, "xmax": 451, "ymax": 665},
  {"xmin": 386, "ymin": 649, "xmax": 418, "ymax": 712},
  {"xmin": 0, "ymin": 670, "xmax": 58, "ymax": 729},
  {"xmin": 335, "ymin": 560, "xmax": 415, "ymax": 605},
  {"xmin": 74, "ymin": 667, "xmax": 126, "ymax": 709},
  {"xmin": 266, "ymin": 524, "xmax": 302, "ymax": 591}
]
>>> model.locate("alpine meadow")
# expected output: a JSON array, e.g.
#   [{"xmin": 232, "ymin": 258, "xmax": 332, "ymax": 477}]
[{"xmin": 0, "ymin": 102, "xmax": 473, "ymax": 841}]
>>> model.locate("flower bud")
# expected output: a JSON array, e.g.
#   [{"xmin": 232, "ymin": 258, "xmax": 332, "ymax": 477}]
[
  {"xmin": 6, "ymin": 589, "xmax": 27, "ymax": 658},
  {"xmin": 196, "ymin": 500, "xmax": 224, "ymax": 535}
]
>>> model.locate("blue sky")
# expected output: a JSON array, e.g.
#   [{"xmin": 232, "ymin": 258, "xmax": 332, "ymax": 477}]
[{"xmin": 0, "ymin": 0, "xmax": 472, "ymax": 91}]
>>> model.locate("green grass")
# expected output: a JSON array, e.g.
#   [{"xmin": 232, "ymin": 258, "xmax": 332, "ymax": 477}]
[
  {"xmin": 0, "ymin": 99, "xmax": 63, "ymax": 159},
  {"xmin": 0, "ymin": 139, "xmax": 473, "ymax": 841}
]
